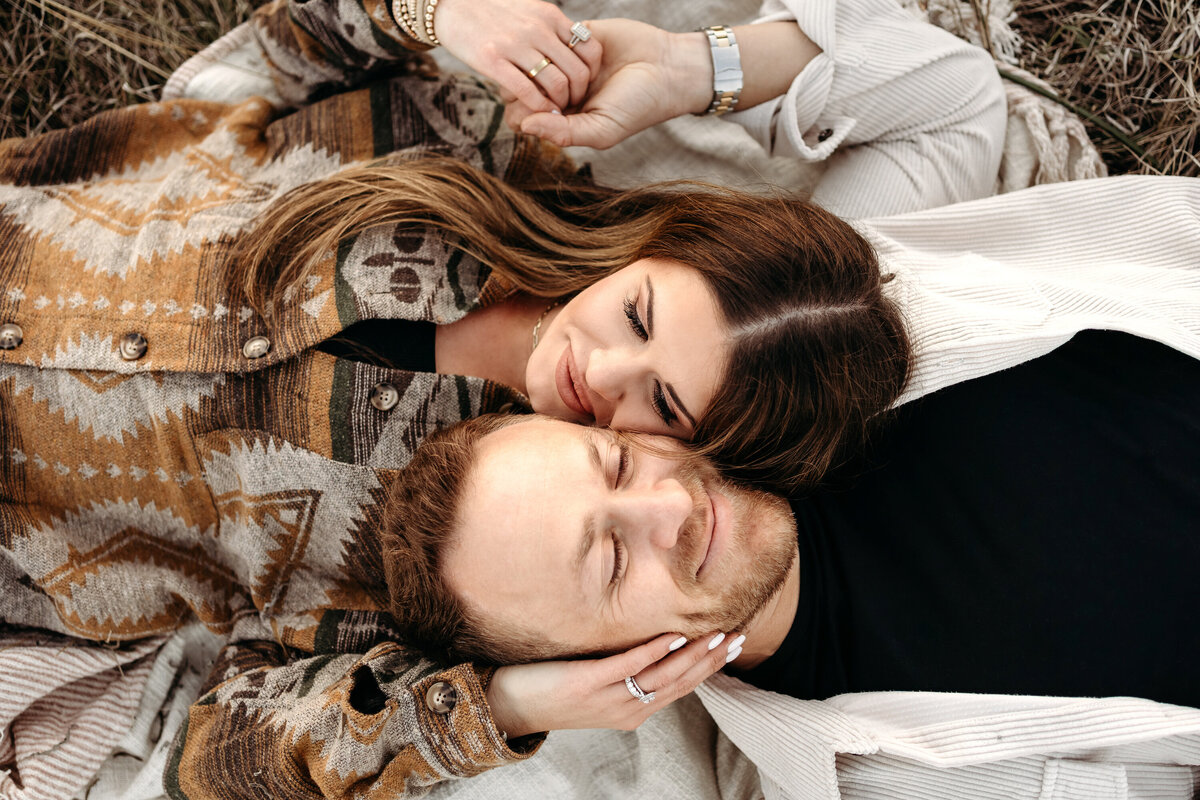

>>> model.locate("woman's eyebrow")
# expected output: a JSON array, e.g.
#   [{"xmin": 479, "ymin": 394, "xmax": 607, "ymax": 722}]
[
  {"xmin": 665, "ymin": 384, "xmax": 697, "ymax": 429},
  {"xmin": 645, "ymin": 276, "xmax": 655, "ymax": 336},
  {"xmin": 645, "ymin": 275, "xmax": 696, "ymax": 428}
]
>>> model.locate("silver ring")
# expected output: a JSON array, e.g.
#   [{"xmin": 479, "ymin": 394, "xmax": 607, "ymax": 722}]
[
  {"xmin": 528, "ymin": 56, "xmax": 552, "ymax": 78},
  {"xmin": 624, "ymin": 676, "xmax": 655, "ymax": 704},
  {"xmin": 567, "ymin": 21, "xmax": 592, "ymax": 48}
]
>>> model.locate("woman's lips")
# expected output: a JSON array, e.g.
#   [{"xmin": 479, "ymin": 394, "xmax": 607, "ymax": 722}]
[{"xmin": 555, "ymin": 346, "xmax": 594, "ymax": 419}]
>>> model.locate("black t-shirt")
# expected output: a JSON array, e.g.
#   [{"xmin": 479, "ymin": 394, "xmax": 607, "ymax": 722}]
[
  {"xmin": 740, "ymin": 332, "xmax": 1200, "ymax": 708},
  {"xmin": 317, "ymin": 318, "xmax": 437, "ymax": 373}
]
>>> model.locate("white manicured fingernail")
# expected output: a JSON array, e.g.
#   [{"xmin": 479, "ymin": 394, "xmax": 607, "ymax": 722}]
[
  {"xmin": 727, "ymin": 634, "xmax": 746, "ymax": 652},
  {"xmin": 668, "ymin": 636, "xmax": 688, "ymax": 651},
  {"xmin": 725, "ymin": 646, "xmax": 743, "ymax": 664},
  {"xmin": 707, "ymin": 633, "xmax": 725, "ymax": 651},
  {"xmin": 551, "ymin": 108, "xmax": 562, "ymax": 115}
]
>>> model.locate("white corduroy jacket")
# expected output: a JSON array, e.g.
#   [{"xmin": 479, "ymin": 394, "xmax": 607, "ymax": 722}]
[
  {"xmin": 694, "ymin": 172, "xmax": 1200, "ymax": 800},
  {"xmin": 701, "ymin": 678, "xmax": 1200, "ymax": 800},
  {"xmin": 867, "ymin": 174, "xmax": 1200, "ymax": 404}
]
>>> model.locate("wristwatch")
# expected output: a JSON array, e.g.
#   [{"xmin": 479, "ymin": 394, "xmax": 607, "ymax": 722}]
[{"xmin": 697, "ymin": 26, "xmax": 743, "ymax": 116}]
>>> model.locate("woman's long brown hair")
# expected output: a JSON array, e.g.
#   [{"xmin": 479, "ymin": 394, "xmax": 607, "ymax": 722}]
[{"xmin": 233, "ymin": 156, "xmax": 911, "ymax": 492}]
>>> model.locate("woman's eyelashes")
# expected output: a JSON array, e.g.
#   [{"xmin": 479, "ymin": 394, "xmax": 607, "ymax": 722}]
[
  {"xmin": 652, "ymin": 383, "xmax": 677, "ymax": 427},
  {"xmin": 623, "ymin": 295, "xmax": 677, "ymax": 427},
  {"xmin": 623, "ymin": 296, "xmax": 648, "ymax": 341}
]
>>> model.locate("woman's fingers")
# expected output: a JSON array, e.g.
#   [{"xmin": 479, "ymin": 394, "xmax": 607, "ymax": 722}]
[
  {"xmin": 589, "ymin": 633, "xmax": 743, "ymax": 730},
  {"xmin": 433, "ymin": 0, "xmax": 599, "ymax": 111},
  {"xmin": 492, "ymin": 61, "xmax": 560, "ymax": 115},
  {"xmin": 634, "ymin": 633, "xmax": 742, "ymax": 703},
  {"xmin": 519, "ymin": 107, "xmax": 628, "ymax": 149},
  {"xmin": 594, "ymin": 633, "xmax": 694, "ymax": 685},
  {"xmin": 537, "ymin": 37, "xmax": 596, "ymax": 108},
  {"xmin": 527, "ymin": 59, "xmax": 571, "ymax": 111}
]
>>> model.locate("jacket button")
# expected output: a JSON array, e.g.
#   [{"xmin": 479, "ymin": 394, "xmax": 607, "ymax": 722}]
[
  {"xmin": 0, "ymin": 323, "xmax": 22, "ymax": 350},
  {"xmin": 370, "ymin": 382, "xmax": 400, "ymax": 411},
  {"xmin": 817, "ymin": 128, "xmax": 834, "ymax": 142},
  {"xmin": 425, "ymin": 681, "xmax": 457, "ymax": 714},
  {"xmin": 242, "ymin": 335, "xmax": 271, "ymax": 359},
  {"xmin": 118, "ymin": 332, "xmax": 148, "ymax": 361}
]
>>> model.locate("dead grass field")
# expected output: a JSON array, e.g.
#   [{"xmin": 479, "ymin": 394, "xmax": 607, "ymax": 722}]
[
  {"xmin": 1, "ymin": 0, "xmax": 251, "ymax": 137},
  {"xmin": 1, "ymin": 0, "xmax": 1196, "ymax": 176}
]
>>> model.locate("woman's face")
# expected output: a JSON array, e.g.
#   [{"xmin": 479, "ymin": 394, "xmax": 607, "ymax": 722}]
[{"xmin": 525, "ymin": 258, "xmax": 729, "ymax": 438}]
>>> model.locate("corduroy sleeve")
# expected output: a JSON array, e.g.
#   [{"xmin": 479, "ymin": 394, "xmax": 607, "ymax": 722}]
[
  {"xmin": 733, "ymin": 0, "xmax": 1007, "ymax": 217},
  {"xmin": 164, "ymin": 639, "xmax": 545, "ymax": 800}
]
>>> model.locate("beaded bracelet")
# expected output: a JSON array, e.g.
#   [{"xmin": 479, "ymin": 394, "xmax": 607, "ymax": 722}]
[
  {"xmin": 391, "ymin": 0, "xmax": 436, "ymax": 49},
  {"xmin": 420, "ymin": 0, "xmax": 441, "ymax": 46}
]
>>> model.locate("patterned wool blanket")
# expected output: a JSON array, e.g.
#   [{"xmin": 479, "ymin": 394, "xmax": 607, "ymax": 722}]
[{"xmin": 0, "ymin": 47, "xmax": 558, "ymax": 796}]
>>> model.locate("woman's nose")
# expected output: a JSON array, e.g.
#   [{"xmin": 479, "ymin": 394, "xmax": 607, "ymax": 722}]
[
  {"xmin": 586, "ymin": 347, "xmax": 648, "ymax": 427},
  {"xmin": 585, "ymin": 346, "xmax": 637, "ymax": 404},
  {"xmin": 613, "ymin": 478, "xmax": 694, "ymax": 551}
]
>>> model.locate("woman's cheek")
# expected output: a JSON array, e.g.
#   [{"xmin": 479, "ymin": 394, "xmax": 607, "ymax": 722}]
[{"xmin": 524, "ymin": 354, "xmax": 559, "ymax": 416}]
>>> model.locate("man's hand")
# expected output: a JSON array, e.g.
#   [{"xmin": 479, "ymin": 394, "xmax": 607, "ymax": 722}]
[
  {"xmin": 433, "ymin": 0, "xmax": 602, "ymax": 113},
  {"xmin": 485, "ymin": 631, "xmax": 744, "ymax": 738},
  {"xmin": 503, "ymin": 18, "xmax": 712, "ymax": 150}
]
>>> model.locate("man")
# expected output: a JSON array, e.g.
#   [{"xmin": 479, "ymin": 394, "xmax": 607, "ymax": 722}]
[{"xmin": 387, "ymin": 329, "xmax": 1200, "ymax": 712}]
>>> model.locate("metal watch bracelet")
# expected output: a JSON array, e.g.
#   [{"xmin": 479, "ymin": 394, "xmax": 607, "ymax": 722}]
[{"xmin": 697, "ymin": 25, "xmax": 743, "ymax": 116}]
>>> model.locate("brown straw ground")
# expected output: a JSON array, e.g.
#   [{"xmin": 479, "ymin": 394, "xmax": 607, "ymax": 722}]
[
  {"xmin": 1012, "ymin": 0, "xmax": 1199, "ymax": 177},
  {"xmin": 1, "ymin": 0, "xmax": 250, "ymax": 140},
  {"xmin": 1, "ymin": 0, "xmax": 1197, "ymax": 176}
]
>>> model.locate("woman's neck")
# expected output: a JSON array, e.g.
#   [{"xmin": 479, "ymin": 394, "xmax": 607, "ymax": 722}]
[{"xmin": 434, "ymin": 293, "xmax": 551, "ymax": 392}]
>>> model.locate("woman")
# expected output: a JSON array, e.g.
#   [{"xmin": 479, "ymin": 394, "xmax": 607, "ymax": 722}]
[{"xmin": 244, "ymin": 157, "xmax": 909, "ymax": 490}]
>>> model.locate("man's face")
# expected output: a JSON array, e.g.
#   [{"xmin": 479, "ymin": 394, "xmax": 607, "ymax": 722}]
[{"xmin": 445, "ymin": 417, "xmax": 798, "ymax": 656}]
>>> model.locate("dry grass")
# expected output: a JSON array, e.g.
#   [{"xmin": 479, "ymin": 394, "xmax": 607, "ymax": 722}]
[
  {"xmin": 1, "ymin": 0, "xmax": 1197, "ymax": 176},
  {"xmin": 1, "ymin": 0, "xmax": 250, "ymax": 140},
  {"xmin": 1012, "ymin": 0, "xmax": 1199, "ymax": 177}
]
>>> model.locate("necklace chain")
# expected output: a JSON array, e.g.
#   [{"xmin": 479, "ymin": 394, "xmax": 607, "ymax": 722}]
[{"xmin": 531, "ymin": 299, "xmax": 563, "ymax": 353}]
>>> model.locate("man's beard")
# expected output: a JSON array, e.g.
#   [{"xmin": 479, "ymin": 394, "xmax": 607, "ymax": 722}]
[{"xmin": 668, "ymin": 453, "xmax": 798, "ymax": 636}]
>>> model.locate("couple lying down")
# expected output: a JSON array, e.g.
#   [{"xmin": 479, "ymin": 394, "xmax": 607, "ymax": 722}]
[
  {"xmin": 1, "ymin": 0, "xmax": 1200, "ymax": 798},
  {"xmin": 388, "ymin": 325, "xmax": 1200, "ymax": 732}
]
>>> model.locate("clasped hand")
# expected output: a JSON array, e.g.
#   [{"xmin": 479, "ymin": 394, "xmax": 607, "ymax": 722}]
[
  {"xmin": 486, "ymin": 632, "xmax": 744, "ymax": 738},
  {"xmin": 432, "ymin": 0, "xmax": 705, "ymax": 151},
  {"xmin": 434, "ymin": 0, "xmax": 602, "ymax": 115}
]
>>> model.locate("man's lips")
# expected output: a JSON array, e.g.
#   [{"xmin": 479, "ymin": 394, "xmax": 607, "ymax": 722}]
[
  {"xmin": 555, "ymin": 346, "xmax": 594, "ymax": 419},
  {"xmin": 696, "ymin": 485, "xmax": 729, "ymax": 579}
]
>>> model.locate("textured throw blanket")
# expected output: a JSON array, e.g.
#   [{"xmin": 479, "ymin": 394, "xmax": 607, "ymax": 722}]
[{"xmin": 0, "ymin": 55, "xmax": 557, "ymax": 798}]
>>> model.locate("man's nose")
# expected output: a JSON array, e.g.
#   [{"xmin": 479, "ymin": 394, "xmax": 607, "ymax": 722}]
[{"xmin": 612, "ymin": 478, "xmax": 693, "ymax": 551}]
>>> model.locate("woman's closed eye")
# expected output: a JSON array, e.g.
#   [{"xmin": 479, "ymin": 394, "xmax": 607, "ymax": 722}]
[
  {"xmin": 624, "ymin": 297, "xmax": 648, "ymax": 341},
  {"xmin": 623, "ymin": 294, "xmax": 680, "ymax": 428},
  {"xmin": 652, "ymin": 383, "xmax": 677, "ymax": 427}
]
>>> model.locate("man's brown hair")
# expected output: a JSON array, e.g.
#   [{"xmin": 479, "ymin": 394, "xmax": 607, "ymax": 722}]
[{"xmin": 379, "ymin": 413, "xmax": 565, "ymax": 665}]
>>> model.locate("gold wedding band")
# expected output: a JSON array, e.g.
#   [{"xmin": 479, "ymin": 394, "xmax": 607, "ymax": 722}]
[{"xmin": 528, "ymin": 56, "xmax": 552, "ymax": 78}]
